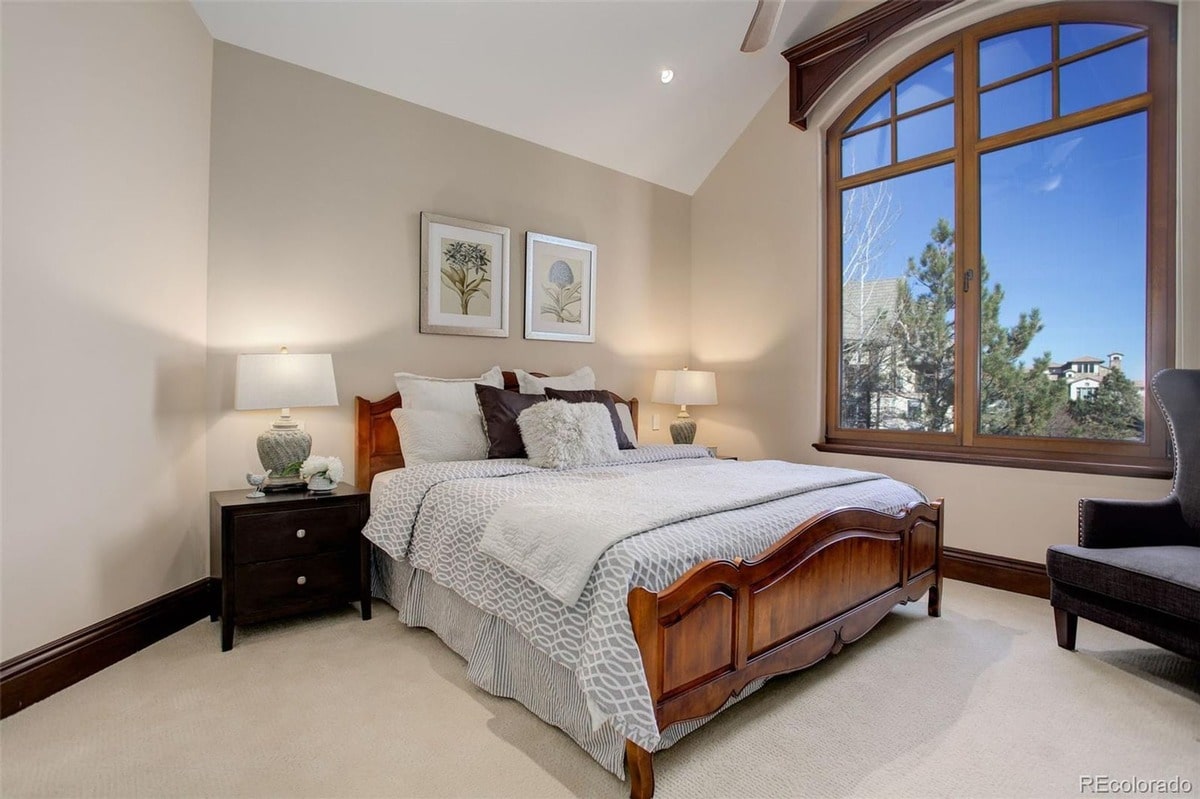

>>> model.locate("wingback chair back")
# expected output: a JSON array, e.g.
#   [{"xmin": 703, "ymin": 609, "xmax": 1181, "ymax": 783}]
[{"xmin": 1153, "ymin": 368, "xmax": 1200, "ymax": 533}]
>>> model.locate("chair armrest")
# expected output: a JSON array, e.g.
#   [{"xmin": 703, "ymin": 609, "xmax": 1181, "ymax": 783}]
[{"xmin": 1078, "ymin": 497, "xmax": 1192, "ymax": 548}]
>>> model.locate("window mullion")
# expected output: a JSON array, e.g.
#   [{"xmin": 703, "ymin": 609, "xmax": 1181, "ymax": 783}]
[
  {"xmin": 1051, "ymin": 21, "xmax": 1060, "ymax": 118},
  {"xmin": 833, "ymin": 150, "xmax": 956, "ymax": 191},
  {"xmin": 973, "ymin": 93, "xmax": 1152, "ymax": 156},
  {"xmin": 958, "ymin": 39, "xmax": 980, "ymax": 448},
  {"xmin": 824, "ymin": 133, "xmax": 842, "ymax": 442},
  {"xmin": 889, "ymin": 85, "xmax": 898, "ymax": 167}
]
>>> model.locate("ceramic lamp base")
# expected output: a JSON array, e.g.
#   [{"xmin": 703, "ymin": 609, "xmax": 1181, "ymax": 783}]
[
  {"xmin": 257, "ymin": 427, "xmax": 312, "ymax": 478},
  {"xmin": 670, "ymin": 417, "xmax": 697, "ymax": 445}
]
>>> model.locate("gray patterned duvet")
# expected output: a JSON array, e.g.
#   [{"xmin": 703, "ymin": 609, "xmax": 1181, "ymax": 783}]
[{"xmin": 363, "ymin": 445, "xmax": 924, "ymax": 751}]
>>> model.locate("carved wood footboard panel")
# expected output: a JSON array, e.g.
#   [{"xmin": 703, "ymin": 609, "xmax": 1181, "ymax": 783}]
[{"xmin": 625, "ymin": 500, "xmax": 943, "ymax": 799}]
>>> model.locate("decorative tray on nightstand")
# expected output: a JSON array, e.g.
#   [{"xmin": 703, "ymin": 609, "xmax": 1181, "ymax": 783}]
[{"xmin": 262, "ymin": 477, "xmax": 308, "ymax": 492}]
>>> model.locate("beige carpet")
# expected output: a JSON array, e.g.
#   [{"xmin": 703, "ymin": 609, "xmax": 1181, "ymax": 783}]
[{"xmin": 1, "ymin": 580, "xmax": 1196, "ymax": 798}]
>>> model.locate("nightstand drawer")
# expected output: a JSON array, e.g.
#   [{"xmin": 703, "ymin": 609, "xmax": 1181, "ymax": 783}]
[
  {"xmin": 232, "ymin": 505, "xmax": 360, "ymax": 564},
  {"xmin": 234, "ymin": 551, "xmax": 357, "ymax": 616}
]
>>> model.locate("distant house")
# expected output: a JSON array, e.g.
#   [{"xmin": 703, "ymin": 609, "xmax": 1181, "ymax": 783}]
[
  {"xmin": 842, "ymin": 276, "xmax": 903, "ymax": 345},
  {"xmin": 1044, "ymin": 353, "xmax": 1141, "ymax": 400},
  {"xmin": 840, "ymin": 277, "xmax": 928, "ymax": 429}
]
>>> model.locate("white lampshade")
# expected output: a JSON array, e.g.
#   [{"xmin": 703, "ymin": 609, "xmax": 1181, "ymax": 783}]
[
  {"xmin": 235, "ymin": 353, "xmax": 339, "ymax": 411},
  {"xmin": 652, "ymin": 369, "xmax": 718, "ymax": 406}
]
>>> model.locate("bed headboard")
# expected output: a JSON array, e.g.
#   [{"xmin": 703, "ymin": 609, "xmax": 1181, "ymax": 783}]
[{"xmin": 354, "ymin": 370, "xmax": 639, "ymax": 488}]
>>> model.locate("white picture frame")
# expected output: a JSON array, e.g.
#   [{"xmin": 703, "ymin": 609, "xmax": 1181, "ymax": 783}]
[
  {"xmin": 524, "ymin": 232, "xmax": 597, "ymax": 343},
  {"xmin": 420, "ymin": 212, "xmax": 510, "ymax": 337}
]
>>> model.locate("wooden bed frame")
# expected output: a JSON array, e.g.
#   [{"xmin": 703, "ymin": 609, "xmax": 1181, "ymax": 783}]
[{"xmin": 355, "ymin": 371, "xmax": 943, "ymax": 799}]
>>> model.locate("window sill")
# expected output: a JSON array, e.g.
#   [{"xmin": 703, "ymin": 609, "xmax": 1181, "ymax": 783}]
[{"xmin": 812, "ymin": 441, "xmax": 1172, "ymax": 479}]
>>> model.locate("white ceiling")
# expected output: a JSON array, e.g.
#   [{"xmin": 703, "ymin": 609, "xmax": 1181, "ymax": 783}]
[{"xmin": 191, "ymin": 0, "xmax": 858, "ymax": 195}]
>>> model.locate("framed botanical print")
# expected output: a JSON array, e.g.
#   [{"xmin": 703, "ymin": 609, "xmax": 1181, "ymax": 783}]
[
  {"xmin": 524, "ymin": 232, "xmax": 597, "ymax": 343},
  {"xmin": 420, "ymin": 212, "xmax": 510, "ymax": 337}
]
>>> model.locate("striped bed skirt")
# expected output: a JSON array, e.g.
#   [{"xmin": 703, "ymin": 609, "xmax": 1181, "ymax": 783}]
[{"xmin": 371, "ymin": 547, "xmax": 768, "ymax": 778}]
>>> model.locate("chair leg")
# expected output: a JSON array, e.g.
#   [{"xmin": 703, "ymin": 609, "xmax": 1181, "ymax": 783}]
[{"xmin": 1054, "ymin": 607, "xmax": 1077, "ymax": 650}]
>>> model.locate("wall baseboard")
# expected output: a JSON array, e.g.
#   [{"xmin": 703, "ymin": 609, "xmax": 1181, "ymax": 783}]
[
  {"xmin": 944, "ymin": 547, "xmax": 1050, "ymax": 599},
  {"xmin": 1, "ymin": 578, "xmax": 214, "ymax": 718}
]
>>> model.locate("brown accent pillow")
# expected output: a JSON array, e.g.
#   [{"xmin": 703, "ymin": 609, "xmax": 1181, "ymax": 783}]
[
  {"xmin": 475, "ymin": 384, "xmax": 546, "ymax": 459},
  {"xmin": 544, "ymin": 388, "xmax": 635, "ymax": 449}
]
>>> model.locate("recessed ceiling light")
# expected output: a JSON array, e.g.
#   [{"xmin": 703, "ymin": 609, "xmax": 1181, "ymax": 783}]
[{"xmin": 660, "ymin": 69, "xmax": 674, "ymax": 84}]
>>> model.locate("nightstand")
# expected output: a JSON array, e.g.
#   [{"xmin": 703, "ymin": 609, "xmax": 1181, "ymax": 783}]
[{"xmin": 210, "ymin": 483, "xmax": 371, "ymax": 651}]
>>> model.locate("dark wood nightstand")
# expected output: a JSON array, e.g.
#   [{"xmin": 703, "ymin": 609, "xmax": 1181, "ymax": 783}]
[{"xmin": 210, "ymin": 483, "xmax": 371, "ymax": 651}]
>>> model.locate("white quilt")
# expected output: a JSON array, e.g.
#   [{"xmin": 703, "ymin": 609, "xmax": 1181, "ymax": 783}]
[{"xmin": 479, "ymin": 459, "xmax": 886, "ymax": 606}]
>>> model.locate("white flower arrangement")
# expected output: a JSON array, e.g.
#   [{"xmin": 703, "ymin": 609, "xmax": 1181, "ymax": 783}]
[{"xmin": 299, "ymin": 455, "xmax": 344, "ymax": 484}]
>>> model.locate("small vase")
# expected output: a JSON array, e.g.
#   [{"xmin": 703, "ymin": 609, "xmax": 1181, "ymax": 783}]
[{"xmin": 307, "ymin": 474, "xmax": 336, "ymax": 492}]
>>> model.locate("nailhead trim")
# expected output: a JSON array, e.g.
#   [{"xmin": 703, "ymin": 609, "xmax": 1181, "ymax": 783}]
[
  {"xmin": 1078, "ymin": 370, "xmax": 1181, "ymax": 546},
  {"xmin": 1150, "ymin": 372, "xmax": 1181, "ymax": 500},
  {"xmin": 1078, "ymin": 498, "xmax": 1085, "ymax": 545}
]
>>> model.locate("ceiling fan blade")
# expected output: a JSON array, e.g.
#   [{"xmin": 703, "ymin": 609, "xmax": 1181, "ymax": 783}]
[{"xmin": 740, "ymin": 0, "xmax": 785, "ymax": 53}]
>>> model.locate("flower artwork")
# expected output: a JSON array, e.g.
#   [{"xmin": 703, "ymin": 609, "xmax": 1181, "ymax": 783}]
[
  {"xmin": 420, "ymin": 213, "xmax": 510, "ymax": 337},
  {"xmin": 440, "ymin": 239, "xmax": 492, "ymax": 316},
  {"xmin": 541, "ymin": 258, "xmax": 583, "ymax": 324},
  {"xmin": 525, "ymin": 232, "xmax": 596, "ymax": 343}
]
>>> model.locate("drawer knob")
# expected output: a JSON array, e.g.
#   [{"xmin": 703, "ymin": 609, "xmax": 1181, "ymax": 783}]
[
  {"xmin": 296, "ymin": 576, "xmax": 307, "ymax": 585},
  {"xmin": 296, "ymin": 529, "xmax": 306, "ymax": 538}
]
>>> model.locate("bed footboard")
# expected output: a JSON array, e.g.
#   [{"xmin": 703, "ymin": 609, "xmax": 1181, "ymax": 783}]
[{"xmin": 625, "ymin": 500, "xmax": 943, "ymax": 799}]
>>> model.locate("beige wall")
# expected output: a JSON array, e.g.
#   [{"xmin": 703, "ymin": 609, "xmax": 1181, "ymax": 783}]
[
  {"xmin": 1, "ymin": 2, "xmax": 213, "ymax": 658},
  {"xmin": 690, "ymin": 1, "xmax": 1198, "ymax": 563},
  {"xmin": 206, "ymin": 44, "xmax": 692, "ymax": 491}
]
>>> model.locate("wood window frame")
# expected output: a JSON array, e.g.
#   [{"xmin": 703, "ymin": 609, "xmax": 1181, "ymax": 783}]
[{"xmin": 818, "ymin": 2, "xmax": 1177, "ymax": 479}]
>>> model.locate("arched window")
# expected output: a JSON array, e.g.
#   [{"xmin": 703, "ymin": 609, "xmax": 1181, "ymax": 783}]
[{"xmin": 822, "ymin": 2, "xmax": 1176, "ymax": 477}]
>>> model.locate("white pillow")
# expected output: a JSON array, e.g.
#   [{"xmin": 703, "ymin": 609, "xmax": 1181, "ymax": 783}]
[
  {"xmin": 394, "ymin": 366, "xmax": 503, "ymax": 413},
  {"xmin": 517, "ymin": 399, "xmax": 620, "ymax": 469},
  {"xmin": 615, "ymin": 403, "xmax": 638, "ymax": 447},
  {"xmin": 391, "ymin": 408, "xmax": 487, "ymax": 465},
  {"xmin": 515, "ymin": 367, "xmax": 595, "ymax": 395}
]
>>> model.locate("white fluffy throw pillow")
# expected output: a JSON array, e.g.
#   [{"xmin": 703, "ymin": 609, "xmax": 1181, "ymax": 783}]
[{"xmin": 517, "ymin": 399, "xmax": 620, "ymax": 469}]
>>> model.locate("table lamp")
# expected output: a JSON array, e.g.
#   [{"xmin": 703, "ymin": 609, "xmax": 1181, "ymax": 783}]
[
  {"xmin": 235, "ymin": 348, "xmax": 339, "ymax": 489},
  {"xmin": 652, "ymin": 368, "xmax": 718, "ymax": 445}
]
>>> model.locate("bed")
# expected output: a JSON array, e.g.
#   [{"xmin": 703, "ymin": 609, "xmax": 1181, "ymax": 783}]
[{"xmin": 356, "ymin": 370, "xmax": 943, "ymax": 799}]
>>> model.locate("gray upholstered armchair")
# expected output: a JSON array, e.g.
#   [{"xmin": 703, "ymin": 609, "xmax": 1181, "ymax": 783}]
[{"xmin": 1046, "ymin": 369, "xmax": 1200, "ymax": 659}]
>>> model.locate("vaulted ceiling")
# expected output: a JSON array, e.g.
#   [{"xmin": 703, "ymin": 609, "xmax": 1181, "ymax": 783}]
[{"xmin": 192, "ymin": 1, "xmax": 868, "ymax": 195}]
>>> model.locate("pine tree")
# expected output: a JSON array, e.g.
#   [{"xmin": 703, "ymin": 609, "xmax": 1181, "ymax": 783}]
[
  {"xmin": 894, "ymin": 218, "xmax": 1064, "ymax": 435},
  {"xmin": 872, "ymin": 217, "xmax": 1142, "ymax": 440},
  {"xmin": 993, "ymin": 351, "xmax": 1068, "ymax": 436},
  {"xmin": 1069, "ymin": 370, "xmax": 1145, "ymax": 440},
  {"xmin": 894, "ymin": 219, "xmax": 957, "ymax": 431},
  {"xmin": 977, "ymin": 269, "xmax": 1064, "ymax": 436}
]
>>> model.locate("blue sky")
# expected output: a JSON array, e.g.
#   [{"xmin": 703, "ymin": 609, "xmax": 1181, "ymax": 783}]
[
  {"xmin": 841, "ymin": 28, "xmax": 1150, "ymax": 382},
  {"xmin": 981, "ymin": 112, "xmax": 1147, "ymax": 382}
]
